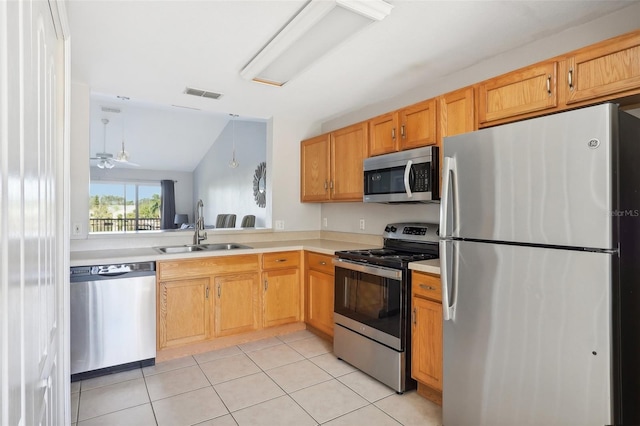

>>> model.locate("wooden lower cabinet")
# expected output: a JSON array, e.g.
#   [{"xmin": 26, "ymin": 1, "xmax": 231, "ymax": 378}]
[
  {"xmin": 158, "ymin": 277, "xmax": 212, "ymax": 348},
  {"xmin": 411, "ymin": 271, "xmax": 443, "ymax": 403},
  {"xmin": 263, "ymin": 268, "xmax": 300, "ymax": 327},
  {"xmin": 305, "ymin": 252, "xmax": 335, "ymax": 337},
  {"xmin": 412, "ymin": 297, "xmax": 443, "ymax": 391},
  {"xmin": 262, "ymin": 251, "xmax": 301, "ymax": 328},
  {"xmin": 214, "ymin": 273, "xmax": 260, "ymax": 337}
]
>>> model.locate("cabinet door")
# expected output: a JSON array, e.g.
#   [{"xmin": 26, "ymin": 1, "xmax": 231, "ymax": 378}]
[
  {"xmin": 478, "ymin": 61, "xmax": 558, "ymax": 126},
  {"xmin": 369, "ymin": 112, "xmax": 399, "ymax": 156},
  {"xmin": 399, "ymin": 99, "xmax": 437, "ymax": 150},
  {"xmin": 565, "ymin": 31, "xmax": 640, "ymax": 105},
  {"xmin": 307, "ymin": 269, "xmax": 334, "ymax": 336},
  {"xmin": 263, "ymin": 268, "xmax": 300, "ymax": 327},
  {"xmin": 331, "ymin": 122, "xmax": 368, "ymax": 201},
  {"xmin": 412, "ymin": 297, "xmax": 443, "ymax": 391},
  {"xmin": 214, "ymin": 273, "xmax": 260, "ymax": 337},
  {"xmin": 158, "ymin": 278, "xmax": 212, "ymax": 349},
  {"xmin": 438, "ymin": 86, "xmax": 476, "ymax": 190},
  {"xmin": 301, "ymin": 134, "xmax": 331, "ymax": 202}
]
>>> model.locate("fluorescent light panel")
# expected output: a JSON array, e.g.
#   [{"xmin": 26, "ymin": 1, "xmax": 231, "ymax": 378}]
[{"xmin": 241, "ymin": 0, "xmax": 392, "ymax": 86}]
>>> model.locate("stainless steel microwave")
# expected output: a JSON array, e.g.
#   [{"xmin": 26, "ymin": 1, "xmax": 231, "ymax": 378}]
[{"xmin": 363, "ymin": 146, "xmax": 439, "ymax": 203}]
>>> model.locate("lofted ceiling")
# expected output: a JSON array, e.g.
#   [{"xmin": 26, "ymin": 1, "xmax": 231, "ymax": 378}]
[{"xmin": 68, "ymin": 0, "xmax": 635, "ymax": 171}]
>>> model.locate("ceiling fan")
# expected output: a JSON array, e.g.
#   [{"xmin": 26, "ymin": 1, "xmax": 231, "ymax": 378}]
[{"xmin": 90, "ymin": 118, "xmax": 139, "ymax": 168}]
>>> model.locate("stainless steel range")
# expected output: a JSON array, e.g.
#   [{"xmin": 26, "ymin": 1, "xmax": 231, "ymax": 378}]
[{"xmin": 333, "ymin": 222, "xmax": 439, "ymax": 393}]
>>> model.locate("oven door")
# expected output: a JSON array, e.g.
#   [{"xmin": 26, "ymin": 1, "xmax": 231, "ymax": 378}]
[{"xmin": 333, "ymin": 259, "xmax": 405, "ymax": 351}]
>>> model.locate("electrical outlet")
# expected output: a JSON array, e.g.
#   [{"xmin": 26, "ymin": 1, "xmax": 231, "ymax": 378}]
[
  {"xmin": 275, "ymin": 220, "xmax": 285, "ymax": 230},
  {"xmin": 73, "ymin": 223, "xmax": 82, "ymax": 235},
  {"xmin": 323, "ymin": 217, "xmax": 328, "ymax": 228},
  {"xmin": 359, "ymin": 218, "xmax": 365, "ymax": 230}
]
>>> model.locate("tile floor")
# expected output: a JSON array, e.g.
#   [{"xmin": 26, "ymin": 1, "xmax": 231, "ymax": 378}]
[{"xmin": 71, "ymin": 330, "xmax": 442, "ymax": 425}]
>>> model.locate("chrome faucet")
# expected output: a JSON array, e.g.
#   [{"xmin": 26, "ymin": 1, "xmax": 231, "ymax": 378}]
[{"xmin": 193, "ymin": 199, "xmax": 207, "ymax": 245}]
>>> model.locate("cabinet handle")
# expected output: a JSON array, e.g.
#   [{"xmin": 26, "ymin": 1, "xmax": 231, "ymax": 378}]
[
  {"xmin": 419, "ymin": 284, "xmax": 436, "ymax": 291},
  {"xmin": 412, "ymin": 307, "xmax": 416, "ymax": 325},
  {"xmin": 324, "ymin": 180, "xmax": 328, "ymax": 191},
  {"xmin": 319, "ymin": 261, "xmax": 326, "ymax": 265},
  {"xmin": 329, "ymin": 180, "xmax": 334, "ymax": 190},
  {"xmin": 275, "ymin": 258, "xmax": 287, "ymax": 263},
  {"xmin": 264, "ymin": 279, "xmax": 268, "ymax": 291},
  {"xmin": 401, "ymin": 124, "xmax": 405, "ymax": 139},
  {"xmin": 391, "ymin": 127, "xmax": 396, "ymax": 140},
  {"xmin": 568, "ymin": 68, "xmax": 574, "ymax": 90},
  {"xmin": 546, "ymin": 74, "xmax": 552, "ymax": 96},
  {"xmin": 206, "ymin": 286, "xmax": 209, "ymax": 299},
  {"xmin": 217, "ymin": 285, "xmax": 221, "ymax": 298}
]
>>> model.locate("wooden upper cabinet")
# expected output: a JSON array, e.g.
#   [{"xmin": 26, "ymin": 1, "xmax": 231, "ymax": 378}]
[
  {"xmin": 300, "ymin": 134, "xmax": 331, "ymax": 202},
  {"xmin": 478, "ymin": 61, "xmax": 558, "ymax": 126},
  {"xmin": 369, "ymin": 99, "xmax": 437, "ymax": 156},
  {"xmin": 399, "ymin": 98, "xmax": 437, "ymax": 150},
  {"xmin": 564, "ymin": 31, "xmax": 640, "ymax": 106},
  {"xmin": 439, "ymin": 86, "xmax": 476, "ymax": 143},
  {"xmin": 301, "ymin": 122, "xmax": 367, "ymax": 203},
  {"xmin": 331, "ymin": 122, "xmax": 368, "ymax": 201},
  {"xmin": 369, "ymin": 112, "xmax": 399, "ymax": 156}
]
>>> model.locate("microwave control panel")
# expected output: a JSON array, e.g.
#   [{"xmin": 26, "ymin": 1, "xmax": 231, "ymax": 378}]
[{"xmin": 413, "ymin": 163, "xmax": 430, "ymax": 191}]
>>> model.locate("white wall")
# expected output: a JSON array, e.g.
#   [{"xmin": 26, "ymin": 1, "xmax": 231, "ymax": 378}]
[
  {"xmin": 315, "ymin": 5, "xmax": 640, "ymax": 235},
  {"xmin": 193, "ymin": 120, "xmax": 267, "ymax": 227},
  {"xmin": 70, "ymin": 82, "xmax": 91, "ymax": 239},
  {"xmin": 90, "ymin": 167, "xmax": 194, "ymax": 221}
]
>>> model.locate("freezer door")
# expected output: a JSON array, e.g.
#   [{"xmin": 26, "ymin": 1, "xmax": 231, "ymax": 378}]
[
  {"xmin": 441, "ymin": 103, "xmax": 616, "ymax": 249},
  {"xmin": 441, "ymin": 240, "xmax": 612, "ymax": 426}
]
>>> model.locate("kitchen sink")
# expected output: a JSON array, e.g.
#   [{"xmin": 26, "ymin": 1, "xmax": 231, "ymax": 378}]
[
  {"xmin": 154, "ymin": 245, "xmax": 204, "ymax": 254},
  {"xmin": 154, "ymin": 243, "xmax": 252, "ymax": 254},
  {"xmin": 200, "ymin": 243, "xmax": 252, "ymax": 251}
]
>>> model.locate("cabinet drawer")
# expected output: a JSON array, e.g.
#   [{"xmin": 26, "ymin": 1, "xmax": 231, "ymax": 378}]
[
  {"xmin": 263, "ymin": 251, "xmax": 300, "ymax": 270},
  {"xmin": 412, "ymin": 271, "xmax": 441, "ymax": 302},
  {"xmin": 306, "ymin": 252, "xmax": 334, "ymax": 275}
]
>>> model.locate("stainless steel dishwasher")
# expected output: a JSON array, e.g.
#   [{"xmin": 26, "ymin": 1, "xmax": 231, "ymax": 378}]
[{"xmin": 70, "ymin": 262, "xmax": 156, "ymax": 380}]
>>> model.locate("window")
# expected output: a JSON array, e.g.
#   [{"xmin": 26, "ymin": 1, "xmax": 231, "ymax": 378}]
[{"xmin": 89, "ymin": 182, "xmax": 161, "ymax": 232}]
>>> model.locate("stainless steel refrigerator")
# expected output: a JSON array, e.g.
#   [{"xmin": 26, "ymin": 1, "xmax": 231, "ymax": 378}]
[{"xmin": 439, "ymin": 103, "xmax": 640, "ymax": 425}]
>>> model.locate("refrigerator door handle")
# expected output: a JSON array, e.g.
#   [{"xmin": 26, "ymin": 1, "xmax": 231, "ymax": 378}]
[
  {"xmin": 440, "ymin": 240, "xmax": 457, "ymax": 321},
  {"xmin": 403, "ymin": 160, "xmax": 413, "ymax": 198},
  {"xmin": 439, "ymin": 156, "xmax": 458, "ymax": 238}
]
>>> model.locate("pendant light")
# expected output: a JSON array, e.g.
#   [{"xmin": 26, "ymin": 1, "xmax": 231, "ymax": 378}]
[
  {"xmin": 116, "ymin": 112, "xmax": 130, "ymax": 162},
  {"xmin": 97, "ymin": 118, "xmax": 115, "ymax": 169},
  {"xmin": 229, "ymin": 113, "xmax": 239, "ymax": 168}
]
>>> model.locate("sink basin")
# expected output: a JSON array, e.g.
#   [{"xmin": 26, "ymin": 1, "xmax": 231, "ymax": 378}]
[
  {"xmin": 154, "ymin": 245, "xmax": 204, "ymax": 254},
  {"xmin": 154, "ymin": 243, "xmax": 252, "ymax": 254},
  {"xmin": 200, "ymin": 243, "xmax": 252, "ymax": 251}
]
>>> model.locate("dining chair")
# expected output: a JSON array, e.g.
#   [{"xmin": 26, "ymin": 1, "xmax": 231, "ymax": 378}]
[
  {"xmin": 215, "ymin": 214, "xmax": 236, "ymax": 228},
  {"xmin": 240, "ymin": 215, "xmax": 255, "ymax": 227}
]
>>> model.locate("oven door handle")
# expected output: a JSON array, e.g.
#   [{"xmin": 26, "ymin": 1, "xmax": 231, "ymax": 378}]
[{"xmin": 332, "ymin": 258, "xmax": 402, "ymax": 280}]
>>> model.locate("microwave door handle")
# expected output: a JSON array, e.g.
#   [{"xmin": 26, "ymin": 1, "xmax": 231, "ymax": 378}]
[{"xmin": 403, "ymin": 160, "xmax": 413, "ymax": 198}]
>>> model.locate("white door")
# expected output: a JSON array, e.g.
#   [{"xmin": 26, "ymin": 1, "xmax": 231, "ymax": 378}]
[{"xmin": 1, "ymin": 1, "xmax": 69, "ymax": 425}]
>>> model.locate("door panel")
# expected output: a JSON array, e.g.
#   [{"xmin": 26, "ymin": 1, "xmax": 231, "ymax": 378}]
[
  {"xmin": 442, "ymin": 240, "xmax": 612, "ymax": 425},
  {"xmin": 443, "ymin": 103, "xmax": 615, "ymax": 249}
]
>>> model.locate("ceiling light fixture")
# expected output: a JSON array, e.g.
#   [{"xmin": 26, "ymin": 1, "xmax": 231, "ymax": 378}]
[
  {"xmin": 229, "ymin": 114, "xmax": 239, "ymax": 169},
  {"xmin": 240, "ymin": 0, "xmax": 393, "ymax": 87}
]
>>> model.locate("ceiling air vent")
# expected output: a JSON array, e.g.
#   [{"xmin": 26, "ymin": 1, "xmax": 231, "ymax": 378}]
[{"xmin": 184, "ymin": 87, "xmax": 223, "ymax": 100}]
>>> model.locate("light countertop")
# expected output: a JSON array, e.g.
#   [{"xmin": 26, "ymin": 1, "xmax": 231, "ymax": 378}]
[
  {"xmin": 70, "ymin": 239, "xmax": 380, "ymax": 267},
  {"xmin": 408, "ymin": 259, "xmax": 441, "ymax": 275}
]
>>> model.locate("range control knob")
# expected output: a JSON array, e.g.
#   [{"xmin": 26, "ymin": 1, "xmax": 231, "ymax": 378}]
[
  {"xmin": 390, "ymin": 226, "xmax": 397, "ymax": 233},
  {"xmin": 384, "ymin": 226, "xmax": 391, "ymax": 232}
]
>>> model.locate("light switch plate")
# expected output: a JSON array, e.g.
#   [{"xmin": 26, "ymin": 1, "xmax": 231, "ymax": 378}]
[{"xmin": 275, "ymin": 220, "xmax": 285, "ymax": 230}]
